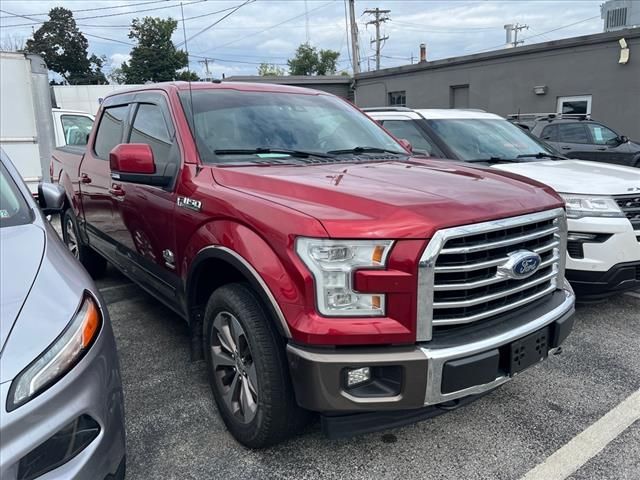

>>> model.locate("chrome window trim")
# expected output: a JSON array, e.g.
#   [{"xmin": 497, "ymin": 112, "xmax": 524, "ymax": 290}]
[{"xmin": 417, "ymin": 208, "xmax": 567, "ymax": 341}]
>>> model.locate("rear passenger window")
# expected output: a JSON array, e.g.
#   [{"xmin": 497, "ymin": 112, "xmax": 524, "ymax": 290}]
[
  {"xmin": 129, "ymin": 103, "xmax": 176, "ymax": 176},
  {"xmin": 556, "ymin": 123, "xmax": 589, "ymax": 144},
  {"xmin": 94, "ymin": 105, "xmax": 128, "ymax": 159},
  {"xmin": 540, "ymin": 124, "xmax": 558, "ymax": 141}
]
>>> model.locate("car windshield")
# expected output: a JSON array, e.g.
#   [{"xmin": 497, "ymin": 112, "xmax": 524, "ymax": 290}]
[
  {"xmin": 180, "ymin": 89, "xmax": 406, "ymax": 164},
  {"xmin": 0, "ymin": 161, "xmax": 32, "ymax": 228},
  {"xmin": 428, "ymin": 118, "xmax": 558, "ymax": 162}
]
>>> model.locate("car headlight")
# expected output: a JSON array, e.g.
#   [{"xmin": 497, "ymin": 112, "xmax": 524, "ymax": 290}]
[
  {"xmin": 296, "ymin": 238, "xmax": 394, "ymax": 316},
  {"xmin": 7, "ymin": 295, "xmax": 102, "ymax": 412},
  {"xmin": 560, "ymin": 194, "xmax": 624, "ymax": 219}
]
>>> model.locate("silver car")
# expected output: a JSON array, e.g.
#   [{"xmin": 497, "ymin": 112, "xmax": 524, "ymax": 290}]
[{"xmin": 0, "ymin": 150, "xmax": 126, "ymax": 480}]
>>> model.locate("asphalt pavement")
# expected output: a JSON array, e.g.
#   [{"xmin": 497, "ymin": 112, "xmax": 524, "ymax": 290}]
[{"xmin": 94, "ymin": 265, "xmax": 640, "ymax": 480}]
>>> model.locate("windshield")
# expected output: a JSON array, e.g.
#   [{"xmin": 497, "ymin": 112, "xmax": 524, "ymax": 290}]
[
  {"xmin": 180, "ymin": 89, "xmax": 406, "ymax": 163},
  {"xmin": 0, "ymin": 162, "xmax": 33, "ymax": 228},
  {"xmin": 427, "ymin": 118, "xmax": 558, "ymax": 161}
]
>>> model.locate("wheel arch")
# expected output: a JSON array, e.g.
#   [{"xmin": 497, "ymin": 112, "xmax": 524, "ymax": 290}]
[{"xmin": 187, "ymin": 246, "xmax": 292, "ymax": 339}]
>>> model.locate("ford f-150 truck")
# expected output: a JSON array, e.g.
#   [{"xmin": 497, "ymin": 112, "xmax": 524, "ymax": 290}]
[{"xmin": 52, "ymin": 82, "xmax": 575, "ymax": 448}]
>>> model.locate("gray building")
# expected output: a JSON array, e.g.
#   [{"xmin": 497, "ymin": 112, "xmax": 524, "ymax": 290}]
[
  {"xmin": 355, "ymin": 28, "xmax": 640, "ymax": 139},
  {"xmin": 224, "ymin": 75, "xmax": 354, "ymax": 100},
  {"xmin": 602, "ymin": 0, "xmax": 640, "ymax": 31}
]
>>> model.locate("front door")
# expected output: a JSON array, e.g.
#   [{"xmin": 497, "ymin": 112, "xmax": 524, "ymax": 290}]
[
  {"xmin": 585, "ymin": 123, "xmax": 634, "ymax": 166},
  {"xmin": 108, "ymin": 95, "xmax": 181, "ymax": 308}
]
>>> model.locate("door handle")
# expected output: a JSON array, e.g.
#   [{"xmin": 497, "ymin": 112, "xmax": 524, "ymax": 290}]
[
  {"xmin": 561, "ymin": 147, "xmax": 572, "ymax": 150},
  {"xmin": 80, "ymin": 173, "xmax": 92, "ymax": 184},
  {"xmin": 109, "ymin": 184, "xmax": 126, "ymax": 197}
]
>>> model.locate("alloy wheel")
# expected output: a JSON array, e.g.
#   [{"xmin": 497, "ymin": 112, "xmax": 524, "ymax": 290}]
[
  {"xmin": 65, "ymin": 217, "xmax": 79, "ymax": 259},
  {"xmin": 210, "ymin": 311, "xmax": 259, "ymax": 424}
]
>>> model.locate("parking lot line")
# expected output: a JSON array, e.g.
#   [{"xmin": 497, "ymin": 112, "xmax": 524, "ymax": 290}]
[{"xmin": 520, "ymin": 389, "xmax": 640, "ymax": 480}]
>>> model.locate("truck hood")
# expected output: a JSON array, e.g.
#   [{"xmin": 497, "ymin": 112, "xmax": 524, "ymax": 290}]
[
  {"xmin": 212, "ymin": 159, "xmax": 563, "ymax": 238},
  {"xmin": 0, "ymin": 224, "xmax": 45, "ymax": 353},
  {"xmin": 491, "ymin": 160, "xmax": 640, "ymax": 195}
]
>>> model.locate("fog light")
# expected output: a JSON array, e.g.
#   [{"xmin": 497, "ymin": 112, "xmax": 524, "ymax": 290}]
[{"xmin": 346, "ymin": 367, "xmax": 371, "ymax": 387}]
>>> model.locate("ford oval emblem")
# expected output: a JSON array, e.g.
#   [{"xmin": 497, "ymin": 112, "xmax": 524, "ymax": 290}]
[{"xmin": 498, "ymin": 250, "xmax": 542, "ymax": 280}]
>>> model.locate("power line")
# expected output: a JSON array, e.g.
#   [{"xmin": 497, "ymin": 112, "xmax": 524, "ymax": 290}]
[
  {"xmin": 195, "ymin": 0, "xmax": 336, "ymax": 54},
  {"xmin": 1, "ymin": 0, "xmax": 207, "ymax": 27},
  {"xmin": 176, "ymin": 0, "xmax": 255, "ymax": 47},
  {"xmin": 0, "ymin": 0, "xmax": 170, "ymax": 19}
]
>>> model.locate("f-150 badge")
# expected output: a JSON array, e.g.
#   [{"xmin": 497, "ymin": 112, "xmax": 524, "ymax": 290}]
[{"xmin": 177, "ymin": 197, "xmax": 202, "ymax": 212}]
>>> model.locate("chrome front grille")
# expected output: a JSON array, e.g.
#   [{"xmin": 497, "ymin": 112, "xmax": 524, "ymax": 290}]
[
  {"xmin": 615, "ymin": 194, "xmax": 640, "ymax": 233},
  {"xmin": 417, "ymin": 208, "xmax": 567, "ymax": 341}
]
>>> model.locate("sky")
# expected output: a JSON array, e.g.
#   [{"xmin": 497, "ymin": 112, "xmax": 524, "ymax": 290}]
[{"xmin": 0, "ymin": 0, "xmax": 607, "ymax": 80}]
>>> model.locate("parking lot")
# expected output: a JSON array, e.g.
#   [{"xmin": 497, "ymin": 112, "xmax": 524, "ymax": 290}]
[{"xmin": 95, "ymin": 264, "xmax": 639, "ymax": 480}]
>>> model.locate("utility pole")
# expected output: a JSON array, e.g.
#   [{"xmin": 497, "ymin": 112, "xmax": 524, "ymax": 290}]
[
  {"xmin": 198, "ymin": 58, "xmax": 213, "ymax": 81},
  {"xmin": 364, "ymin": 8, "xmax": 390, "ymax": 70},
  {"xmin": 348, "ymin": 0, "xmax": 361, "ymax": 74}
]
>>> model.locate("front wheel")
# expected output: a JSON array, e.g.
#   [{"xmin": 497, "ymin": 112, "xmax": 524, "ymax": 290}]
[
  {"xmin": 203, "ymin": 283, "xmax": 309, "ymax": 448},
  {"xmin": 62, "ymin": 208, "xmax": 107, "ymax": 278}
]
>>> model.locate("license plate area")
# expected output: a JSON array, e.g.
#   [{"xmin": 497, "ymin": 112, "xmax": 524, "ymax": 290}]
[{"xmin": 510, "ymin": 327, "xmax": 550, "ymax": 376}]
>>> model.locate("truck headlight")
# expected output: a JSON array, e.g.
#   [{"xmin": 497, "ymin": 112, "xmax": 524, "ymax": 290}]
[
  {"xmin": 296, "ymin": 238, "xmax": 394, "ymax": 316},
  {"xmin": 560, "ymin": 194, "xmax": 624, "ymax": 219},
  {"xmin": 7, "ymin": 295, "xmax": 102, "ymax": 411}
]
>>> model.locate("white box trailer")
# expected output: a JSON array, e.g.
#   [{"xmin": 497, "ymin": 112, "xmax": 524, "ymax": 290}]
[
  {"xmin": 52, "ymin": 84, "xmax": 142, "ymax": 116},
  {"xmin": 0, "ymin": 52, "xmax": 55, "ymax": 193}
]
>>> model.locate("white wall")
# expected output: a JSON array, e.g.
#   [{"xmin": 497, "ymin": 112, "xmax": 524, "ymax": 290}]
[{"xmin": 52, "ymin": 84, "xmax": 143, "ymax": 115}]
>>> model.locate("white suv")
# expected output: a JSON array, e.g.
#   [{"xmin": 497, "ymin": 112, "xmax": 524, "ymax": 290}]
[{"xmin": 365, "ymin": 108, "xmax": 640, "ymax": 299}]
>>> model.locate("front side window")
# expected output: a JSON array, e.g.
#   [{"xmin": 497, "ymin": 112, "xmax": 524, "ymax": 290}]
[
  {"xmin": 587, "ymin": 123, "xmax": 618, "ymax": 145},
  {"xmin": 388, "ymin": 91, "xmax": 407, "ymax": 107},
  {"xmin": 427, "ymin": 118, "xmax": 556, "ymax": 161},
  {"xmin": 129, "ymin": 104, "xmax": 173, "ymax": 170},
  {"xmin": 556, "ymin": 123, "xmax": 589, "ymax": 144},
  {"xmin": 382, "ymin": 120, "xmax": 442, "ymax": 156},
  {"xmin": 0, "ymin": 161, "xmax": 32, "ymax": 228},
  {"xmin": 60, "ymin": 115, "xmax": 93, "ymax": 146},
  {"xmin": 180, "ymin": 90, "xmax": 404, "ymax": 163},
  {"xmin": 94, "ymin": 105, "xmax": 129, "ymax": 159}
]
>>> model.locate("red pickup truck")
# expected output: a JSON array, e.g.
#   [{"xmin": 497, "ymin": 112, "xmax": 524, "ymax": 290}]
[{"xmin": 52, "ymin": 82, "xmax": 575, "ymax": 447}]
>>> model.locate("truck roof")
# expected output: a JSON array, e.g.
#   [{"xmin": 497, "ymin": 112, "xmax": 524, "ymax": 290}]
[{"xmin": 102, "ymin": 81, "xmax": 327, "ymax": 101}]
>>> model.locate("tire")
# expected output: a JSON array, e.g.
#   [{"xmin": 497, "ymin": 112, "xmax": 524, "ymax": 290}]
[
  {"xmin": 203, "ymin": 283, "xmax": 309, "ymax": 448},
  {"xmin": 62, "ymin": 208, "xmax": 107, "ymax": 278}
]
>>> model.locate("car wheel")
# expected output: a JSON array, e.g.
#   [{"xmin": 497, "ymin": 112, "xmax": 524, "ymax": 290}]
[
  {"xmin": 203, "ymin": 283, "xmax": 309, "ymax": 448},
  {"xmin": 62, "ymin": 208, "xmax": 107, "ymax": 278}
]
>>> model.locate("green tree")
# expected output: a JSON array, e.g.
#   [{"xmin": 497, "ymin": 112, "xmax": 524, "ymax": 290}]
[
  {"xmin": 120, "ymin": 17, "xmax": 189, "ymax": 83},
  {"xmin": 25, "ymin": 7, "xmax": 106, "ymax": 84},
  {"xmin": 287, "ymin": 43, "xmax": 340, "ymax": 76},
  {"xmin": 175, "ymin": 70, "xmax": 200, "ymax": 81},
  {"xmin": 258, "ymin": 62, "xmax": 285, "ymax": 76}
]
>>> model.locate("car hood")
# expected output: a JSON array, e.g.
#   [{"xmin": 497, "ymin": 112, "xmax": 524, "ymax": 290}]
[
  {"xmin": 0, "ymin": 224, "xmax": 45, "ymax": 353},
  {"xmin": 212, "ymin": 159, "xmax": 563, "ymax": 238},
  {"xmin": 491, "ymin": 160, "xmax": 640, "ymax": 195}
]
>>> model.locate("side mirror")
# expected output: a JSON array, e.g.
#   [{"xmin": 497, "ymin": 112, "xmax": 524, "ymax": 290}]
[
  {"xmin": 38, "ymin": 182, "xmax": 66, "ymax": 214},
  {"xmin": 109, "ymin": 144, "xmax": 171, "ymax": 187},
  {"xmin": 398, "ymin": 138, "xmax": 413, "ymax": 153},
  {"xmin": 619, "ymin": 135, "xmax": 629, "ymax": 144}
]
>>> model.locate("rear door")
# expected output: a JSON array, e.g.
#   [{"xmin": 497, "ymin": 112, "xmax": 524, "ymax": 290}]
[
  {"xmin": 80, "ymin": 103, "xmax": 130, "ymax": 257},
  {"xmin": 108, "ymin": 92, "xmax": 181, "ymax": 308},
  {"xmin": 552, "ymin": 122, "xmax": 593, "ymax": 160}
]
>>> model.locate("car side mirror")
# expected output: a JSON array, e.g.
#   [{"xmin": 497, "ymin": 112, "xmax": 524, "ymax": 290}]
[
  {"xmin": 398, "ymin": 138, "xmax": 413, "ymax": 153},
  {"xmin": 619, "ymin": 135, "xmax": 629, "ymax": 144},
  {"xmin": 109, "ymin": 144, "xmax": 171, "ymax": 187},
  {"xmin": 38, "ymin": 182, "xmax": 66, "ymax": 214}
]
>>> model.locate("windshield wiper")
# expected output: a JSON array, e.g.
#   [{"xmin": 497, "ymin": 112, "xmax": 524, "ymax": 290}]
[
  {"xmin": 516, "ymin": 152, "xmax": 565, "ymax": 160},
  {"xmin": 466, "ymin": 156, "xmax": 506, "ymax": 163},
  {"xmin": 214, "ymin": 148, "xmax": 334, "ymax": 159},
  {"xmin": 326, "ymin": 146, "xmax": 406, "ymax": 156}
]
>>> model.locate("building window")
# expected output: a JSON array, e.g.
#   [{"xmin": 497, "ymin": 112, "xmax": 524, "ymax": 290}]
[
  {"xmin": 557, "ymin": 95, "xmax": 592, "ymax": 115},
  {"xmin": 388, "ymin": 91, "xmax": 406, "ymax": 107}
]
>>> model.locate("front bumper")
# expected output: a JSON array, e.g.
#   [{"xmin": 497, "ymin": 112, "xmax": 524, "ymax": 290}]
[
  {"xmin": 287, "ymin": 287, "xmax": 574, "ymax": 413},
  {"xmin": 567, "ymin": 260, "xmax": 640, "ymax": 299},
  {"xmin": 0, "ymin": 310, "xmax": 126, "ymax": 480}
]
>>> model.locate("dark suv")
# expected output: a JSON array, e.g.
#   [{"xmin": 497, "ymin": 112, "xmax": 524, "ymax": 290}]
[{"xmin": 509, "ymin": 114, "xmax": 640, "ymax": 168}]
